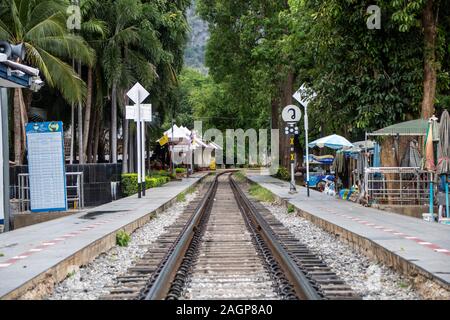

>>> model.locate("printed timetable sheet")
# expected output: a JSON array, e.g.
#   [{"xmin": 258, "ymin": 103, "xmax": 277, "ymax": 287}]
[{"xmin": 26, "ymin": 122, "xmax": 67, "ymax": 212}]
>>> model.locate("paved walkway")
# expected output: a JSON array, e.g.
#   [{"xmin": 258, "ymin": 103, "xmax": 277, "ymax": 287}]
[
  {"xmin": 0, "ymin": 174, "xmax": 207, "ymax": 299},
  {"xmin": 248, "ymin": 174, "xmax": 450, "ymax": 288}
]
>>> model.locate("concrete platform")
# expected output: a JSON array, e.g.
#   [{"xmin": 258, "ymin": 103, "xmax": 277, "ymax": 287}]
[
  {"xmin": 247, "ymin": 173, "xmax": 450, "ymax": 293},
  {"xmin": 0, "ymin": 174, "xmax": 207, "ymax": 299}
]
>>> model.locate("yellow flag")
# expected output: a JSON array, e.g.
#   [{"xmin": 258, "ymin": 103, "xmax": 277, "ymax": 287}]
[{"xmin": 159, "ymin": 134, "xmax": 169, "ymax": 146}]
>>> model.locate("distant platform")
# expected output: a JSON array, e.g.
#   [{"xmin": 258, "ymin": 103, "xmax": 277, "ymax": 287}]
[
  {"xmin": 0, "ymin": 173, "xmax": 208, "ymax": 299},
  {"xmin": 247, "ymin": 173, "xmax": 450, "ymax": 294}
]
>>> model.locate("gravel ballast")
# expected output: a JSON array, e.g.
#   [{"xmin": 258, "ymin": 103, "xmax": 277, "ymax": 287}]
[
  {"xmin": 263, "ymin": 202, "xmax": 422, "ymax": 300},
  {"xmin": 48, "ymin": 191, "xmax": 198, "ymax": 300}
]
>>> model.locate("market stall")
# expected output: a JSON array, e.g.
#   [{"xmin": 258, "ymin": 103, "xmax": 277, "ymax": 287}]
[
  {"xmin": 307, "ymin": 134, "xmax": 352, "ymax": 193},
  {"xmin": 363, "ymin": 117, "xmax": 450, "ymax": 224}
]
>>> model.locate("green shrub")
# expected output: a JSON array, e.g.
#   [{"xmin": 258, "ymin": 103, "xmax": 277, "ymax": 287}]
[
  {"xmin": 186, "ymin": 186, "xmax": 196, "ymax": 194},
  {"xmin": 177, "ymin": 192, "xmax": 187, "ymax": 202},
  {"xmin": 287, "ymin": 204, "xmax": 295, "ymax": 214},
  {"xmin": 275, "ymin": 167, "xmax": 290, "ymax": 181},
  {"xmin": 248, "ymin": 184, "xmax": 275, "ymax": 203},
  {"xmin": 175, "ymin": 168, "xmax": 186, "ymax": 174},
  {"xmin": 121, "ymin": 174, "xmax": 139, "ymax": 196},
  {"xmin": 176, "ymin": 185, "xmax": 196, "ymax": 202},
  {"xmin": 121, "ymin": 174, "xmax": 170, "ymax": 197},
  {"xmin": 233, "ymin": 171, "xmax": 246, "ymax": 182},
  {"xmin": 116, "ymin": 230, "xmax": 131, "ymax": 247},
  {"xmin": 156, "ymin": 170, "xmax": 171, "ymax": 177}
]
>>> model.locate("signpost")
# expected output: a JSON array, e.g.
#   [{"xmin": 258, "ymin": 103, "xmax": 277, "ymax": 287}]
[
  {"xmin": 293, "ymin": 84, "xmax": 317, "ymax": 197},
  {"xmin": 26, "ymin": 122, "xmax": 67, "ymax": 212},
  {"xmin": 282, "ymin": 105, "xmax": 301, "ymax": 193},
  {"xmin": 127, "ymin": 83, "xmax": 150, "ymax": 198},
  {"xmin": 126, "ymin": 103, "xmax": 152, "ymax": 196}
]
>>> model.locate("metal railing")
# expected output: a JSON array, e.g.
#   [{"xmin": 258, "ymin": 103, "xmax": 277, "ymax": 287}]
[
  {"xmin": 18, "ymin": 172, "xmax": 84, "ymax": 212},
  {"xmin": 365, "ymin": 167, "xmax": 432, "ymax": 206}
]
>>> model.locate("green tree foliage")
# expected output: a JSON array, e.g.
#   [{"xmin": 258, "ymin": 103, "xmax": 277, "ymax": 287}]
[
  {"xmin": 0, "ymin": 0, "xmax": 94, "ymax": 103},
  {"xmin": 195, "ymin": 0, "xmax": 450, "ymax": 146},
  {"xmin": 290, "ymin": 0, "xmax": 425, "ymax": 137},
  {"xmin": 0, "ymin": 0, "xmax": 190, "ymax": 167}
]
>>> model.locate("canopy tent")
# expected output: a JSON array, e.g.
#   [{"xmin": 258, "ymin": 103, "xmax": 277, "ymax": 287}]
[
  {"xmin": 157, "ymin": 124, "xmax": 223, "ymax": 169},
  {"xmin": 367, "ymin": 119, "xmax": 432, "ymax": 137},
  {"xmin": 366, "ymin": 119, "xmax": 437, "ymax": 169},
  {"xmin": 347, "ymin": 140, "xmax": 375, "ymax": 152},
  {"xmin": 303, "ymin": 154, "xmax": 334, "ymax": 165},
  {"xmin": 309, "ymin": 134, "xmax": 353, "ymax": 150},
  {"xmin": 163, "ymin": 124, "xmax": 190, "ymax": 140}
]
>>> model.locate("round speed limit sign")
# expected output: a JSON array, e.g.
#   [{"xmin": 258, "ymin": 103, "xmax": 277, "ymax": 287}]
[{"xmin": 282, "ymin": 105, "xmax": 302, "ymax": 123}]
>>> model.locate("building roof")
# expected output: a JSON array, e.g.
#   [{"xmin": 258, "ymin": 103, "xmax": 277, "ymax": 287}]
[
  {"xmin": 0, "ymin": 59, "xmax": 42, "ymax": 90},
  {"xmin": 368, "ymin": 119, "xmax": 430, "ymax": 136}
]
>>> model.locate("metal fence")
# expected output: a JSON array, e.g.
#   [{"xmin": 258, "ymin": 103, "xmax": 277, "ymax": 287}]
[
  {"xmin": 365, "ymin": 167, "xmax": 432, "ymax": 206},
  {"xmin": 18, "ymin": 172, "xmax": 84, "ymax": 212}
]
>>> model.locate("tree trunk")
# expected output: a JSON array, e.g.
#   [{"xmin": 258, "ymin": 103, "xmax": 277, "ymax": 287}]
[
  {"xmin": 93, "ymin": 108, "xmax": 101, "ymax": 163},
  {"xmin": 421, "ymin": 0, "xmax": 438, "ymax": 119},
  {"xmin": 69, "ymin": 59, "xmax": 75, "ymax": 164},
  {"xmin": 87, "ymin": 106, "xmax": 96, "ymax": 163},
  {"xmin": 111, "ymin": 83, "xmax": 118, "ymax": 163},
  {"xmin": 279, "ymin": 71, "xmax": 294, "ymax": 169},
  {"xmin": 70, "ymin": 102, "xmax": 75, "ymax": 164},
  {"xmin": 23, "ymin": 89, "xmax": 32, "ymax": 111},
  {"xmin": 77, "ymin": 61, "xmax": 84, "ymax": 164},
  {"xmin": 98, "ymin": 134, "xmax": 105, "ymax": 163},
  {"xmin": 122, "ymin": 92, "xmax": 129, "ymax": 173},
  {"xmin": 13, "ymin": 89, "xmax": 22, "ymax": 165},
  {"xmin": 19, "ymin": 90, "xmax": 28, "ymax": 162},
  {"xmin": 129, "ymin": 125, "xmax": 135, "ymax": 173},
  {"xmin": 83, "ymin": 67, "xmax": 93, "ymax": 159}
]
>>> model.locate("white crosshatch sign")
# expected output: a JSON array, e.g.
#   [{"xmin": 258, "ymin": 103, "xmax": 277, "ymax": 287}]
[{"xmin": 126, "ymin": 104, "xmax": 152, "ymax": 122}]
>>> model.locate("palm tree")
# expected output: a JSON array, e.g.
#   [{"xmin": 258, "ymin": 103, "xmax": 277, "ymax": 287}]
[
  {"xmin": 0, "ymin": 0, "xmax": 94, "ymax": 164},
  {"xmin": 99, "ymin": 0, "xmax": 158, "ymax": 165},
  {"xmin": 76, "ymin": 0, "xmax": 107, "ymax": 163}
]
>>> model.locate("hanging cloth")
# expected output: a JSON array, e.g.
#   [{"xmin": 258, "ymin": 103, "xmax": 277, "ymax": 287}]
[
  {"xmin": 401, "ymin": 139, "xmax": 422, "ymax": 168},
  {"xmin": 372, "ymin": 142, "xmax": 381, "ymax": 167}
]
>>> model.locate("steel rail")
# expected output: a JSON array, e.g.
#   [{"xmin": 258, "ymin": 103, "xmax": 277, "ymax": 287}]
[
  {"xmin": 229, "ymin": 176, "xmax": 322, "ymax": 300},
  {"xmin": 143, "ymin": 172, "xmax": 224, "ymax": 300}
]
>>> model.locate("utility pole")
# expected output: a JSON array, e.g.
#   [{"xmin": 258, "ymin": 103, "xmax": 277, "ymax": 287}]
[
  {"xmin": 141, "ymin": 118, "xmax": 146, "ymax": 196},
  {"xmin": 293, "ymin": 84, "xmax": 317, "ymax": 198},
  {"xmin": 304, "ymin": 106, "xmax": 310, "ymax": 197},
  {"xmin": 282, "ymin": 105, "xmax": 301, "ymax": 194},
  {"xmin": 126, "ymin": 83, "xmax": 149, "ymax": 199},
  {"xmin": 0, "ymin": 88, "xmax": 11, "ymax": 231},
  {"xmin": 171, "ymin": 111, "xmax": 174, "ymax": 176}
]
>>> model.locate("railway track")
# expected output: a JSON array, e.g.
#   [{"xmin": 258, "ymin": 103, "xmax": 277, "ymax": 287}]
[{"xmin": 102, "ymin": 173, "xmax": 359, "ymax": 300}]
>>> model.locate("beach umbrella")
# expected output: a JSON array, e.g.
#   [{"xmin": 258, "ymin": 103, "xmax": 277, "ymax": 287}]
[
  {"xmin": 423, "ymin": 116, "xmax": 439, "ymax": 216},
  {"xmin": 438, "ymin": 110, "xmax": 450, "ymax": 218},
  {"xmin": 424, "ymin": 121, "xmax": 436, "ymax": 171},
  {"xmin": 309, "ymin": 134, "xmax": 353, "ymax": 150}
]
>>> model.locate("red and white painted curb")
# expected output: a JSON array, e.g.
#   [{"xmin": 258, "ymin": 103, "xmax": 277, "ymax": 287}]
[
  {"xmin": 0, "ymin": 213, "xmax": 132, "ymax": 269},
  {"xmin": 319, "ymin": 207, "xmax": 450, "ymax": 256}
]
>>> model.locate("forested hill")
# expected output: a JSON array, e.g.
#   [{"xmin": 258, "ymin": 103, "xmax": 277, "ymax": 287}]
[{"xmin": 184, "ymin": 1, "xmax": 209, "ymax": 73}]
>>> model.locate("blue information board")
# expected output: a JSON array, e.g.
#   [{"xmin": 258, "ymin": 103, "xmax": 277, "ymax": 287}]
[{"xmin": 26, "ymin": 122, "xmax": 67, "ymax": 212}]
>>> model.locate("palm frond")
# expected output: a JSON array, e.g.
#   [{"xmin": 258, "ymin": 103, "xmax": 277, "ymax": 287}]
[
  {"xmin": 82, "ymin": 18, "xmax": 108, "ymax": 38},
  {"xmin": 33, "ymin": 34, "xmax": 95, "ymax": 66},
  {"xmin": 35, "ymin": 46, "xmax": 87, "ymax": 103}
]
